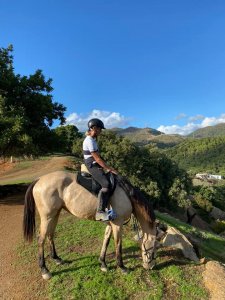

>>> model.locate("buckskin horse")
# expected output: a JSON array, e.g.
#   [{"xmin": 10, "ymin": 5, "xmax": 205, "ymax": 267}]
[{"xmin": 23, "ymin": 171, "xmax": 157, "ymax": 280}]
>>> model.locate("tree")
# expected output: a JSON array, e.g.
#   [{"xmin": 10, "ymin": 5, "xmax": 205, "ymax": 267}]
[
  {"xmin": 53, "ymin": 125, "xmax": 83, "ymax": 153},
  {"xmin": 97, "ymin": 131, "xmax": 192, "ymax": 209},
  {"xmin": 0, "ymin": 45, "xmax": 66, "ymax": 157}
]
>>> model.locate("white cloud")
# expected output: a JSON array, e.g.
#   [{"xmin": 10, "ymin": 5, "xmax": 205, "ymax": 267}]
[
  {"xmin": 201, "ymin": 114, "xmax": 225, "ymax": 127},
  {"xmin": 189, "ymin": 114, "xmax": 204, "ymax": 122},
  {"xmin": 175, "ymin": 113, "xmax": 187, "ymax": 120},
  {"xmin": 66, "ymin": 109, "xmax": 130, "ymax": 131},
  {"xmin": 157, "ymin": 114, "xmax": 225, "ymax": 135}
]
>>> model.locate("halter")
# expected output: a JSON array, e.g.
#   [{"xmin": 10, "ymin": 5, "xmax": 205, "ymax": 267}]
[
  {"xmin": 118, "ymin": 176, "xmax": 156, "ymax": 265},
  {"xmin": 132, "ymin": 215, "xmax": 156, "ymax": 263}
]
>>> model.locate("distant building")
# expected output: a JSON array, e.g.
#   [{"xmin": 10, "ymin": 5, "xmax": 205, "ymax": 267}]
[
  {"xmin": 208, "ymin": 174, "xmax": 223, "ymax": 180},
  {"xmin": 195, "ymin": 173, "xmax": 223, "ymax": 180}
]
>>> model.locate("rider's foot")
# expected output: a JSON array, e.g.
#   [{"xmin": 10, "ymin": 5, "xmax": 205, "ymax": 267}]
[
  {"xmin": 95, "ymin": 211, "xmax": 110, "ymax": 221},
  {"xmin": 95, "ymin": 209, "xmax": 117, "ymax": 221}
]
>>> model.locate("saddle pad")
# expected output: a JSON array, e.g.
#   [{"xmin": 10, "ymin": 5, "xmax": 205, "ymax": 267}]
[{"xmin": 76, "ymin": 172, "xmax": 101, "ymax": 196}]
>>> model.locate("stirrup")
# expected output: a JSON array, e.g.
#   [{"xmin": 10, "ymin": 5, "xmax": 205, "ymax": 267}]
[
  {"xmin": 107, "ymin": 209, "xmax": 117, "ymax": 221},
  {"xmin": 95, "ymin": 209, "xmax": 117, "ymax": 222},
  {"xmin": 95, "ymin": 211, "xmax": 110, "ymax": 221}
]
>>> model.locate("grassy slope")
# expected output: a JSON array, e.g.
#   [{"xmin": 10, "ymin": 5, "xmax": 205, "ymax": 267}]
[
  {"xmin": 156, "ymin": 212, "xmax": 225, "ymax": 263},
  {"xmin": 19, "ymin": 213, "xmax": 208, "ymax": 300},
  {"xmin": 6, "ymin": 156, "xmax": 222, "ymax": 298}
]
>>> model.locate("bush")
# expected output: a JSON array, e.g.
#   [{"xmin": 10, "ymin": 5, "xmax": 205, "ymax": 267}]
[
  {"xmin": 194, "ymin": 194, "xmax": 213, "ymax": 212},
  {"xmin": 211, "ymin": 220, "xmax": 225, "ymax": 234}
]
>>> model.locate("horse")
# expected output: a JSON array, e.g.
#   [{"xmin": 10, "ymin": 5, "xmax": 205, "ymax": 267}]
[{"xmin": 23, "ymin": 171, "xmax": 157, "ymax": 280}]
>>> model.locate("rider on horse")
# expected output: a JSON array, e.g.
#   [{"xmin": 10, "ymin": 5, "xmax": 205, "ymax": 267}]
[{"xmin": 83, "ymin": 118, "xmax": 118, "ymax": 221}]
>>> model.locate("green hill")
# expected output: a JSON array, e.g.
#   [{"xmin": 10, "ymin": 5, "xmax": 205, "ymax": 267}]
[
  {"xmin": 146, "ymin": 134, "xmax": 185, "ymax": 148},
  {"xmin": 110, "ymin": 127, "xmax": 184, "ymax": 147},
  {"xmin": 110, "ymin": 123, "xmax": 225, "ymax": 149},
  {"xmin": 164, "ymin": 136, "xmax": 225, "ymax": 175},
  {"xmin": 188, "ymin": 123, "xmax": 225, "ymax": 138},
  {"xmin": 110, "ymin": 127, "xmax": 163, "ymax": 145}
]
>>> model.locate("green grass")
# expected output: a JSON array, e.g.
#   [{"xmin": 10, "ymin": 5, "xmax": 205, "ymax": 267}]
[
  {"xmin": 0, "ymin": 179, "xmax": 32, "ymax": 185},
  {"xmin": 156, "ymin": 211, "xmax": 225, "ymax": 263},
  {"xmin": 18, "ymin": 213, "xmax": 209, "ymax": 299},
  {"xmin": 14, "ymin": 161, "xmax": 34, "ymax": 169}
]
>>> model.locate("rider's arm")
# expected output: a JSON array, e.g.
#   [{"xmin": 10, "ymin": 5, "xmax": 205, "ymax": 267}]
[{"xmin": 91, "ymin": 151, "xmax": 117, "ymax": 174}]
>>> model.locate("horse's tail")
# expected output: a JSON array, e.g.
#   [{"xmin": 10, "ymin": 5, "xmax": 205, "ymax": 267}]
[{"xmin": 23, "ymin": 179, "xmax": 39, "ymax": 242}]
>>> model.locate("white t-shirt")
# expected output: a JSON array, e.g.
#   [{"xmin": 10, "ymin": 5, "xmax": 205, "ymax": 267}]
[{"xmin": 83, "ymin": 136, "xmax": 98, "ymax": 160}]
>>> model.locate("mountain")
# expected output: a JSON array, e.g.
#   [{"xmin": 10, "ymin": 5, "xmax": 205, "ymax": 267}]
[
  {"xmin": 110, "ymin": 127, "xmax": 184, "ymax": 147},
  {"xmin": 109, "ymin": 123, "xmax": 225, "ymax": 148},
  {"xmin": 110, "ymin": 127, "xmax": 164, "ymax": 145},
  {"xmin": 165, "ymin": 136, "xmax": 225, "ymax": 175},
  {"xmin": 187, "ymin": 123, "xmax": 225, "ymax": 138},
  {"xmin": 147, "ymin": 134, "xmax": 185, "ymax": 148}
]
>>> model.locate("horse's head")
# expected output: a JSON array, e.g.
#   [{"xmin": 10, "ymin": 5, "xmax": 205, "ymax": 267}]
[
  {"xmin": 117, "ymin": 176, "xmax": 158, "ymax": 269},
  {"xmin": 141, "ymin": 232, "xmax": 157, "ymax": 270}
]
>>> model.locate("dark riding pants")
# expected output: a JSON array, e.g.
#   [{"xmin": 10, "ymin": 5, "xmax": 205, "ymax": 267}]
[
  {"xmin": 86, "ymin": 163, "xmax": 110, "ymax": 212},
  {"xmin": 86, "ymin": 163, "xmax": 109, "ymax": 189}
]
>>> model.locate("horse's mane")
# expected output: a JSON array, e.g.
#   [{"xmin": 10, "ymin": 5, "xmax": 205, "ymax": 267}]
[{"xmin": 117, "ymin": 175, "xmax": 155, "ymax": 223}]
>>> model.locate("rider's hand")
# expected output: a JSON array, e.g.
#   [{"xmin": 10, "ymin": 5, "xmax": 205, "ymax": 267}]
[{"xmin": 108, "ymin": 168, "xmax": 118, "ymax": 175}]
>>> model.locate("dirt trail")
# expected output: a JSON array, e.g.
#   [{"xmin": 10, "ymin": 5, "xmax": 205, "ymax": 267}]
[
  {"xmin": 0, "ymin": 194, "xmax": 47, "ymax": 300},
  {"xmin": 0, "ymin": 156, "xmax": 72, "ymax": 185},
  {"xmin": 0, "ymin": 156, "xmax": 75, "ymax": 299}
]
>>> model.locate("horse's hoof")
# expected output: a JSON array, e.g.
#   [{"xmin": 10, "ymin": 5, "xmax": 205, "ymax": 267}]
[
  {"xmin": 54, "ymin": 258, "xmax": 64, "ymax": 265},
  {"xmin": 120, "ymin": 267, "xmax": 128, "ymax": 274},
  {"xmin": 42, "ymin": 272, "xmax": 52, "ymax": 280},
  {"xmin": 149, "ymin": 259, "xmax": 156, "ymax": 270},
  {"xmin": 100, "ymin": 266, "xmax": 108, "ymax": 272}
]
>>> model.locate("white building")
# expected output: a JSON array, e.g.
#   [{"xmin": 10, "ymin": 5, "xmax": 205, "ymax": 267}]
[{"xmin": 195, "ymin": 173, "xmax": 223, "ymax": 180}]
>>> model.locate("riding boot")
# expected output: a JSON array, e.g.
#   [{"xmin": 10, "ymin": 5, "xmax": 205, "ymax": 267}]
[{"xmin": 95, "ymin": 189, "xmax": 110, "ymax": 221}]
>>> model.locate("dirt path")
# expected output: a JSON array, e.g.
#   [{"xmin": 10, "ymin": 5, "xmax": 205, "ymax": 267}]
[
  {"xmin": 0, "ymin": 193, "xmax": 48, "ymax": 300},
  {"xmin": 0, "ymin": 156, "xmax": 76, "ymax": 299},
  {"xmin": 0, "ymin": 156, "xmax": 73, "ymax": 185}
]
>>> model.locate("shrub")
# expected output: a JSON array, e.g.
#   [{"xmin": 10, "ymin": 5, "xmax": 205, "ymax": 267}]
[
  {"xmin": 211, "ymin": 220, "xmax": 225, "ymax": 234},
  {"xmin": 194, "ymin": 194, "xmax": 213, "ymax": 212}
]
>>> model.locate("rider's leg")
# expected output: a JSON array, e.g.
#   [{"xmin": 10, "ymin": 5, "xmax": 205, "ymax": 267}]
[
  {"xmin": 97, "ymin": 187, "xmax": 110, "ymax": 212},
  {"xmin": 88, "ymin": 165, "xmax": 112, "ymax": 220}
]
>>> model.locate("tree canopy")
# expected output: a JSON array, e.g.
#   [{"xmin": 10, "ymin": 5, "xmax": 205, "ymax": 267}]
[
  {"xmin": 52, "ymin": 125, "xmax": 82, "ymax": 153},
  {"xmin": 164, "ymin": 136, "xmax": 225, "ymax": 176},
  {"xmin": 0, "ymin": 45, "xmax": 66, "ymax": 156},
  {"xmin": 95, "ymin": 131, "xmax": 192, "ymax": 209}
]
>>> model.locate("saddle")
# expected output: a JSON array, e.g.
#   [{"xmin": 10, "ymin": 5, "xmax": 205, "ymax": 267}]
[{"xmin": 76, "ymin": 164, "xmax": 117, "ymax": 197}]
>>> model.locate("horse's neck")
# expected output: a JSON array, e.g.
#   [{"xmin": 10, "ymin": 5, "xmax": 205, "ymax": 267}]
[{"xmin": 134, "ymin": 206, "xmax": 155, "ymax": 234}]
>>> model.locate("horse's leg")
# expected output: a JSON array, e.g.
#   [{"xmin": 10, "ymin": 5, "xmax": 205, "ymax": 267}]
[
  {"xmin": 111, "ymin": 223, "xmax": 127, "ymax": 274},
  {"xmin": 99, "ymin": 224, "xmax": 112, "ymax": 272},
  {"xmin": 38, "ymin": 217, "xmax": 55, "ymax": 280},
  {"xmin": 47, "ymin": 212, "xmax": 64, "ymax": 265}
]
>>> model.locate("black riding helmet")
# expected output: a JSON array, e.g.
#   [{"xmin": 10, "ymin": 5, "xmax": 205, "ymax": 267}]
[{"xmin": 88, "ymin": 118, "xmax": 105, "ymax": 129}]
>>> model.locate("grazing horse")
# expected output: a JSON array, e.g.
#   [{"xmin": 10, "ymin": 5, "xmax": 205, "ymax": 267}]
[{"xmin": 23, "ymin": 171, "xmax": 157, "ymax": 280}]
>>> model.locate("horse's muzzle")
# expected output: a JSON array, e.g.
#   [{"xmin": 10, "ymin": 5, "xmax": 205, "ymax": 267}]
[{"xmin": 143, "ymin": 259, "xmax": 156, "ymax": 270}]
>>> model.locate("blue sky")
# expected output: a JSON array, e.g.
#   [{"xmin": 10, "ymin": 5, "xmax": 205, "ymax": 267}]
[{"xmin": 1, "ymin": 0, "xmax": 225, "ymax": 134}]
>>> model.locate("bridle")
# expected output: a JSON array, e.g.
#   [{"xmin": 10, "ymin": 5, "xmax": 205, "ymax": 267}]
[{"xmin": 132, "ymin": 215, "xmax": 156, "ymax": 263}]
